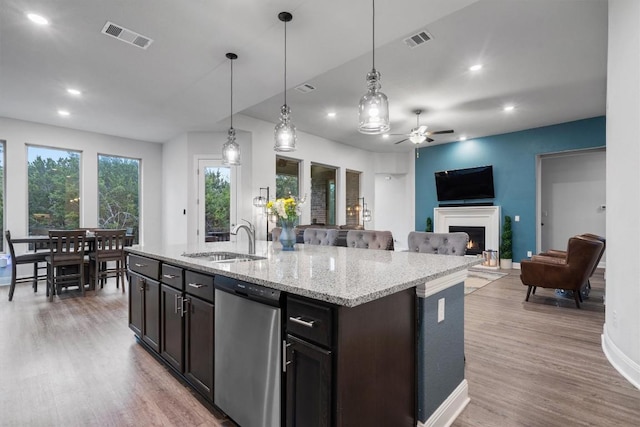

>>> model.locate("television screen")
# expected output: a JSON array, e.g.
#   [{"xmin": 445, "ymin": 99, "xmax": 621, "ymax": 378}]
[{"xmin": 434, "ymin": 165, "xmax": 495, "ymax": 201}]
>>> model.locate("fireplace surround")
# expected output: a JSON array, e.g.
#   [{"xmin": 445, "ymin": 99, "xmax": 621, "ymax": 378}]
[{"xmin": 434, "ymin": 206, "xmax": 501, "ymax": 255}]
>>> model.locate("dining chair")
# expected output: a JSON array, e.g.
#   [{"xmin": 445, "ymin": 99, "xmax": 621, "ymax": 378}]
[
  {"xmin": 5, "ymin": 230, "xmax": 48, "ymax": 301},
  {"xmin": 46, "ymin": 230, "xmax": 87, "ymax": 301},
  {"xmin": 89, "ymin": 229, "xmax": 127, "ymax": 292}
]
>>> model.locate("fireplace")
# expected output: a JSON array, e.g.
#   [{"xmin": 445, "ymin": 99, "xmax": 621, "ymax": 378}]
[
  {"xmin": 434, "ymin": 206, "xmax": 501, "ymax": 257},
  {"xmin": 449, "ymin": 226, "xmax": 485, "ymax": 255}
]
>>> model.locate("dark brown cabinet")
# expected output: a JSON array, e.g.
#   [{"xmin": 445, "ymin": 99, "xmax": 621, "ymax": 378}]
[
  {"xmin": 184, "ymin": 294, "xmax": 215, "ymax": 401},
  {"xmin": 286, "ymin": 289, "xmax": 416, "ymax": 427},
  {"xmin": 160, "ymin": 284, "xmax": 183, "ymax": 371},
  {"xmin": 286, "ymin": 334, "xmax": 332, "ymax": 427},
  {"xmin": 128, "ymin": 270, "xmax": 160, "ymax": 353}
]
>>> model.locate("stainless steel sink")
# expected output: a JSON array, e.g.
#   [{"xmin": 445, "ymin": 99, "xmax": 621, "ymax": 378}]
[{"xmin": 182, "ymin": 251, "xmax": 266, "ymax": 263}]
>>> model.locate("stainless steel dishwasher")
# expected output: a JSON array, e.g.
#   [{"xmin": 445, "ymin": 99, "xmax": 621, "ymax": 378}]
[{"xmin": 214, "ymin": 275, "xmax": 282, "ymax": 427}]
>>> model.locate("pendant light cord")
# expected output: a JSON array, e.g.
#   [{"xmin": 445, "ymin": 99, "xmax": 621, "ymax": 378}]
[
  {"xmin": 372, "ymin": 0, "xmax": 375, "ymax": 69},
  {"xmin": 230, "ymin": 57, "xmax": 234, "ymax": 129},
  {"xmin": 284, "ymin": 20, "xmax": 288, "ymax": 106}
]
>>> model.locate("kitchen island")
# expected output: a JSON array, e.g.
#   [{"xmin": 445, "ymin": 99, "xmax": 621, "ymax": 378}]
[{"xmin": 126, "ymin": 240, "xmax": 480, "ymax": 427}]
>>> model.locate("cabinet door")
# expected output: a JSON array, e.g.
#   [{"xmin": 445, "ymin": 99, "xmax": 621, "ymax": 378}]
[
  {"xmin": 160, "ymin": 284, "xmax": 184, "ymax": 372},
  {"xmin": 184, "ymin": 295, "xmax": 214, "ymax": 402},
  {"xmin": 286, "ymin": 334, "xmax": 332, "ymax": 427},
  {"xmin": 128, "ymin": 272, "xmax": 144, "ymax": 337},
  {"xmin": 142, "ymin": 277, "xmax": 161, "ymax": 353}
]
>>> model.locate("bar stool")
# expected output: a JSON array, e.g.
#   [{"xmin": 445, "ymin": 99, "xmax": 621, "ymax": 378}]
[
  {"xmin": 5, "ymin": 230, "xmax": 48, "ymax": 301},
  {"xmin": 46, "ymin": 230, "xmax": 87, "ymax": 301}
]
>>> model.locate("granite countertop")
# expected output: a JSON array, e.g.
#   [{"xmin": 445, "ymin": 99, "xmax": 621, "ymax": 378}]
[{"xmin": 126, "ymin": 241, "xmax": 481, "ymax": 307}]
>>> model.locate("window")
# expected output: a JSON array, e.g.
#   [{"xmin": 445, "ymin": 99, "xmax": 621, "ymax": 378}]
[
  {"xmin": 198, "ymin": 160, "xmax": 235, "ymax": 243},
  {"xmin": 98, "ymin": 154, "xmax": 140, "ymax": 242},
  {"xmin": 276, "ymin": 156, "xmax": 300, "ymax": 199},
  {"xmin": 311, "ymin": 163, "xmax": 337, "ymax": 226},
  {"xmin": 0, "ymin": 141, "xmax": 4, "ymax": 251},
  {"xmin": 28, "ymin": 146, "xmax": 81, "ymax": 234},
  {"xmin": 345, "ymin": 170, "xmax": 361, "ymax": 226}
]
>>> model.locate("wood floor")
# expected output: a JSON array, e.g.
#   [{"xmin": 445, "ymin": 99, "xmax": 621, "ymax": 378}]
[{"xmin": 1, "ymin": 270, "xmax": 639, "ymax": 426}]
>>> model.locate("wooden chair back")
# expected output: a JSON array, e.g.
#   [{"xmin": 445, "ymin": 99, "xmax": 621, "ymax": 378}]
[{"xmin": 48, "ymin": 230, "xmax": 86, "ymax": 260}]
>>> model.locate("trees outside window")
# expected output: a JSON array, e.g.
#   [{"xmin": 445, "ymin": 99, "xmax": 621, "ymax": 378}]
[
  {"xmin": 276, "ymin": 156, "xmax": 300, "ymax": 199},
  {"xmin": 28, "ymin": 146, "xmax": 80, "ymax": 234},
  {"xmin": 98, "ymin": 155, "xmax": 140, "ymax": 242}
]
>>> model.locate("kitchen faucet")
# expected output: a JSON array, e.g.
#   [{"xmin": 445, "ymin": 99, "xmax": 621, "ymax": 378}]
[{"xmin": 231, "ymin": 219, "xmax": 256, "ymax": 255}]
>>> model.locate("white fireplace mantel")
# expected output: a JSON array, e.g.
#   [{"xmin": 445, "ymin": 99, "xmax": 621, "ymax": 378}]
[{"xmin": 434, "ymin": 206, "xmax": 501, "ymax": 252}]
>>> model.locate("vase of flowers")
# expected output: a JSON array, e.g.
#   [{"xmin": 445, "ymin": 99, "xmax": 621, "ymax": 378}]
[{"xmin": 266, "ymin": 195, "xmax": 305, "ymax": 251}]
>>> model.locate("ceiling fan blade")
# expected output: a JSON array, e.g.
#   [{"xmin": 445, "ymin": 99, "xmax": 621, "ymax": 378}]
[
  {"xmin": 417, "ymin": 125, "xmax": 428, "ymax": 134},
  {"xmin": 429, "ymin": 129, "xmax": 454, "ymax": 135},
  {"xmin": 394, "ymin": 138, "xmax": 408, "ymax": 145},
  {"xmin": 426, "ymin": 137, "xmax": 434, "ymax": 143}
]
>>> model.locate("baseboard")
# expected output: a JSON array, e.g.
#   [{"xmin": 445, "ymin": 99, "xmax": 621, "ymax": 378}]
[
  {"xmin": 602, "ymin": 326, "xmax": 640, "ymax": 390},
  {"xmin": 418, "ymin": 379, "xmax": 469, "ymax": 427}
]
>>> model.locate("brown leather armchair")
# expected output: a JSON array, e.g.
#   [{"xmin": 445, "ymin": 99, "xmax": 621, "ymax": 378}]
[
  {"xmin": 535, "ymin": 233, "xmax": 605, "ymax": 293},
  {"xmin": 520, "ymin": 236, "xmax": 604, "ymax": 308}
]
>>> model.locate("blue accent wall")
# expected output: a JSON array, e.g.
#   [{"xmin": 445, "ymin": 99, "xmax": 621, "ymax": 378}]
[{"xmin": 415, "ymin": 116, "xmax": 606, "ymax": 262}]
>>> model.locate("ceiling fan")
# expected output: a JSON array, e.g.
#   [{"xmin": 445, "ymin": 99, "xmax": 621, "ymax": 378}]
[{"xmin": 390, "ymin": 110, "xmax": 454, "ymax": 144}]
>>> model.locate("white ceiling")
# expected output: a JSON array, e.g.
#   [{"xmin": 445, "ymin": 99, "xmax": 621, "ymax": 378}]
[{"xmin": 0, "ymin": 0, "xmax": 607, "ymax": 153}]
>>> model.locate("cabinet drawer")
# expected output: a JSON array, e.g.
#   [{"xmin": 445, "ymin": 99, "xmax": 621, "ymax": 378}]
[
  {"xmin": 161, "ymin": 264, "xmax": 184, "ymax": 290},
  {"xmin": 129, "ymin": 254, "xmax": 160, "ymax": 280},
  {"xmin": 185, "ymin": 270, "xmax": 214, "ymax": 303},
  {"xmin": 287, "ymin": 296, "xmax": 333, "ymax": 348}
]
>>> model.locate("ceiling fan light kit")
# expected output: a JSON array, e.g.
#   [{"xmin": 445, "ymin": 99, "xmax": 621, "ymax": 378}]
[
  {"xmin": 392, "ymin": 109, "xmax": 454, "ymax": 145},
  {"xmin": 222, "ymin": 52, "xmax": 241, "ymax": 165},
  {"xmin": 274, "ymin": 11, "xmax": 297, "ymax": 152},
  {"xmin": 358, "ymin": 0, "xmax": 390, "ymax": 135}
]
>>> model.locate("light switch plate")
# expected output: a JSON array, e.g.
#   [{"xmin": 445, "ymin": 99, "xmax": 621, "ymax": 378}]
[
  {"xmin": 438, "ymin": 298, "xmax": 445, "ymax": 323},
  {"xmin": 515, "ymin": 215, "xmax": 520, "ymax": 222}
]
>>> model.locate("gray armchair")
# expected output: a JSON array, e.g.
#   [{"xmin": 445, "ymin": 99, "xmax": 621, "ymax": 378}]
[
  {"xmin": 407, "ymin": 231, "xmax": 469, "ymax": 256},
  {"xmin": 303, "ymin": 228, "xmax": 339, "ymax": 246},
  {"xmin": 346, "ymin": 230, "xmax": 394, "ymax": 250}
]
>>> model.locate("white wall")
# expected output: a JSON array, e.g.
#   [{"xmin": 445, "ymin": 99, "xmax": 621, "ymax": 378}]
[
  {"xmin": 1, "ymin": 117, "xmax": 163, "ymax": 247},
  {"xmin": 602, "ymin": 0, "xmax": 640, "ymax": 389}
]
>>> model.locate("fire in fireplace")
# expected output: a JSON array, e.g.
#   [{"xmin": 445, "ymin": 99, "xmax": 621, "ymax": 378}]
[{"xmin": 449, "ymin": 226, "xmax": 485, "ymax": 255}]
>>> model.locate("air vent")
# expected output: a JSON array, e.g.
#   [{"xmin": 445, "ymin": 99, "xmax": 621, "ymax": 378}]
[
  {"xmin": 295, "ymin": 83, "xmax": 316, "ymax": 94},
  {"xmin": 101, "ymin": 21, "xmax": 153, "ymax": 50},
  {"xmin": 403, "ymin": 30, "xmax": 432, "ymax": 48}
]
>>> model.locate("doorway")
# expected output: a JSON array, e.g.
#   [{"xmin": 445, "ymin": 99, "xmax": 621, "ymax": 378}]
[
  {"xmin": 538, "ymin": 148, "xmax": 606, "ymax": 264},
  {"xmin": 197, "ymin": 159, "xmax": 237, "ymax": 244}
]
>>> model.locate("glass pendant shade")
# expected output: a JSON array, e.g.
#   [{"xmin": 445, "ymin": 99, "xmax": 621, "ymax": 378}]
[
  {"xmin": 358, "ymin": 69, "xmax": 390, "ymax": 134},
  {"xmin": 253, "ymin": 195, "xmax": 266, "ymax": 207},
  {"xmin": 274, "ymin": 104, "xmax": 297, "ymax": 152},
  {"xmin": 222, "ymin": 127, "xmax": 241, "ymax": 165}
]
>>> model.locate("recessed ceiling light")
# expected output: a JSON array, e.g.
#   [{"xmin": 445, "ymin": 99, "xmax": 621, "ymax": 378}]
[
  {"xmin": 27, "ymin": 13, "xmax": 49, "ymax": 25},
  {"xmin": 469, "ymin": 64, "xmax": 482, "ymax": 71},
  {"xmin": 327, "ymin": 112, "xmax": 336, "ymax": 118},
  {"xmin": 459, "ymin": 136, "xmax": 467, "ymax": 141},
  {"xmin": 382, "ymin": 134, "xmax": 390, "ymax": 139},
  {"xmin": 58, "ymin": 110, "xmax": 70, "ymax": 116},
  {"xmin": 503, "ymin": 105, "xmax": 515, "ymax": 112},
  {"xmin": 66, "ymin": 88, "xmax": 82, "ymax": 96}
]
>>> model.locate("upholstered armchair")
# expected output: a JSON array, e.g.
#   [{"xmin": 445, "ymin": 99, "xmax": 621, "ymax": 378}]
[
  {"xmin": 303, "ymin": 228, "xmax": 339, "ymax": 246},
  {"xmin": 534, "ymin": 233, "xmax": 605, "ymax": 293},
  {"xmin": 346, "ymin": 230, "xmax": 394, "ymax": 250},
  {"xmin": 520, "ymin": 236, "xmax": 604, "ymax": 308},
  {"xmin": 407, "ymin": 231, "xmax": 469, "ymax": 256}
]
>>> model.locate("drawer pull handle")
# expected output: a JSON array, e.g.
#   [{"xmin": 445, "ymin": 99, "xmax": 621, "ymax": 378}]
[
  {"xmin": 188, "ymin": 282, "xmax": 206, "ymax": 289},
  {"xmin": 134, "ymin": 263, "xmax": 146, "ymax": 267},
  {"xmin": 290, "ymin": 316, "xmax": 315, "ymax": 328},
  {"xmin": 163, "ymin": 274, "xmax": 178, "ymax": 279}
]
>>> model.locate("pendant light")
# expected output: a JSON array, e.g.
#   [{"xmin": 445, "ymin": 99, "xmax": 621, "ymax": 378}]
[
  {"xmin": 274, "ymin": 12, "xmax": 297, "ymax": 152},
  {"xmin": 358, "ymin": 0, "xmax": 390, "ymax": 135},
  {"xmin": 222, "ymin": 52, "xmax": 241, "ymax": 165}
]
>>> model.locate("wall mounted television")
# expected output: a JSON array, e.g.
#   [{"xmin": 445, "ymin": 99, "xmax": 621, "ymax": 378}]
[{"xmin": 434, "ymin": 165, "xmax": 495, "ymax": 201}]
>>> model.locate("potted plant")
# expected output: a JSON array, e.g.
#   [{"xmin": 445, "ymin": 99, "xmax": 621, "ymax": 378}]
[
  {"xmin": 500, "ymin": 215, "xmax": 513, "ymax": 269},
  {"xmin": 426, "ymin": 217, "xmax": 433, "ymax": 232}
]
